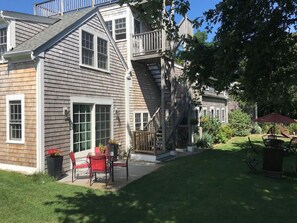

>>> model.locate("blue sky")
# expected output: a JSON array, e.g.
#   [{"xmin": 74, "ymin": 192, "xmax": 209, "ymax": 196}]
[{"xmin": 0, "ymin": 0, "xmax": 220, "ymax": 39}]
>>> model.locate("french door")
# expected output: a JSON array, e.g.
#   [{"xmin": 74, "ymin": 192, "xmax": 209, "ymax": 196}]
[{"xmin": 73, "ymin": 103, "xmax": 111, "ymax": 153}]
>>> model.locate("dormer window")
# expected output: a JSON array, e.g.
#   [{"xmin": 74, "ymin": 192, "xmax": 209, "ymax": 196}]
[
  {"xmin": 115, "ymin": 18, "xmax": 126, "ymax": 40},
  {"xmin": 104, "ymin": 18, "xmax": 126, "ymax": 41},
  {"xmin": 0, "ymin": 28, "xmax": 7, "ymax": 57}
]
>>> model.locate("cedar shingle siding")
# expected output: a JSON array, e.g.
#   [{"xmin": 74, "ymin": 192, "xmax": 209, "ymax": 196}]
[
  {"xmin": 43, "ymin": 14, "xmax": 126, "ymax": 171},
  {"xmin": 0, "ymin": 62, "xmax": 37, "ymax": 167}
]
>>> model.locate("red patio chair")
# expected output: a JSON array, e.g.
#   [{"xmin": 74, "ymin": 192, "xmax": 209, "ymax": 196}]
[
  {"xmin": 113, "ymin": 149, "xmax": 132, "ymax": 180},
  {"xmin": 69, "ymin": 151, "xmax": 89, "ymax": 183},
  {"xmin": 89, "ymin": 155, "xmax": 110, "ymax": 186}
]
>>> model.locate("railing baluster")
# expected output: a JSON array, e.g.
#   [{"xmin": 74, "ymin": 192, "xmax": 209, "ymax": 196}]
[
  {"xmin": 61, "ymin": 0, "xmax": 64, "ymax": 15},
  {"xmin": 132, "ymin": 30, "xmax": 162, "ymax": 57},
  {"xmin": 35, "ymin": 0, "xmax": 119, "ymax": 16}
]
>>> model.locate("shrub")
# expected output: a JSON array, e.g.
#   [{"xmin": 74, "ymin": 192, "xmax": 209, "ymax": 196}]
[
  {"xmin": 228, "ymin": 110, "xmax": 251, "ymax": 136},
  {"xmin": 251, "ymin": 123, "xmax": 262, "ymax": 134},
  {"xmin": 213, "ymin": 125, "xmax": 233, "ymax": 143},
  {"xmin": 196, "ymin": 132, "xmax": 213, "ymax": 149},
  {"xmin": 287, "ymin": 123, "xmax": 297, "ymax": 135},
  {"xmin": 200, "ymin": 116, "xmax": 221, "ymax": 136}
]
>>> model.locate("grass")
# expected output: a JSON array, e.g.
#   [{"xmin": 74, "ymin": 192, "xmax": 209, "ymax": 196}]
[{"xmin": 1, "ymin": 135, "xmax": 297, "ymax": 223}]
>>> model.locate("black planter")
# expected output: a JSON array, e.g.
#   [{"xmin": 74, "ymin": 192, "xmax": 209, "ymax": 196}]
[
  {"xmin": 47, "ymin": 156, "xmax": 63, "ymax": 179},
  {"xmin": 108, "ymin": 144, "xmax": 119, "ymax": 161}
]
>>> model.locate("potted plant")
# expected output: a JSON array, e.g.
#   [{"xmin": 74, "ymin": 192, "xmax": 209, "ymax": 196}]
[
  {"xmin": 108, "ymin": 139, "xmax": 119, "ymax": 161},
  {"xmin": 97, "ymin": 144, "xmax": 107, "ymax": 154},
  {"xmin": 47, "ymin": 148, "xmax": 63, "ymax": 179}
]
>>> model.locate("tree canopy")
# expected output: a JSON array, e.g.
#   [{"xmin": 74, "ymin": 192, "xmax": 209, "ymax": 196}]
[{"xmin": 120, "ymin": 0, "xmax": 297, "ymax": 117}]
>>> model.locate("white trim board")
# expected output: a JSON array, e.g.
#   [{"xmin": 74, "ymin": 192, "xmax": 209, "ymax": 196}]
[{"xmin": 0, "ymin": 163, "xmax": 36, "ymax": 175}]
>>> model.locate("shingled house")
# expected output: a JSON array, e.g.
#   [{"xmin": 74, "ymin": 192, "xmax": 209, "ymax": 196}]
[{"xmin": 0, "ymin": 0, "xmax": 228, "ymax": 174}]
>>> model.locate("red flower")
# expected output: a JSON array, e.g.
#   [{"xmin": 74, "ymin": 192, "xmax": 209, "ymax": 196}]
[{"xmin": 48, "ymin": 148, "xmax": 62, "ymax": 156}]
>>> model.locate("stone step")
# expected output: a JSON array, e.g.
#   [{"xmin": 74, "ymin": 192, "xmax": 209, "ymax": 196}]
[{"xmin": 156, "ymin": 155, "xmax": 176, "ymax": 163}]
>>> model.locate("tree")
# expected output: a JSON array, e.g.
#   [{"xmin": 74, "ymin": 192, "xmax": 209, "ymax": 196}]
[
  {"xmin": 183, "ymin": 0, "xmax": 297, "ymax": 117},
  {"xmin": 120, "ymin": 0, "xmax": 297, "ymax": 117}
]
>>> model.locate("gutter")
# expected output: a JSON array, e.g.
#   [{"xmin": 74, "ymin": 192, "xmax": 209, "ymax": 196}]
[{"xmin": 3, "ymin": 50, "xmax": 34, "ymax": 61}]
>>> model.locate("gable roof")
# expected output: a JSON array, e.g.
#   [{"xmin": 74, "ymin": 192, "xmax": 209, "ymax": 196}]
[
  {"xmin": 4, "ymin": 7, "xmax": 128, "ymax": 70},
  {"xmin": 7, "ymin": 7, "xmax": 95, "ymax": 55}
]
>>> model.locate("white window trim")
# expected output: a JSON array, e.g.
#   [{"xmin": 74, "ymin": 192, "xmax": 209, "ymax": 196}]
[
  {"xmin": 194, "ymin": 107, "xmax": 201, "ymax": 126},
  {"xmin": 104, "ymin": 16, "xmax": 127, "ymax": 42},
  {"xmin": 221, "ymin": 108, "xmax": 226, "ymax": 123},
  {"xmin": 134, "ymin": 110, "xmax": 150, "ymax": 131},
  {"xmin": 79, "ymin": 27, "xmax": 110, "ymax": 73},
  {"xmin": 6, "ymin": 94, "xmax": 25, "ymax": 144},
  {"xmin": 70, "ymin": 96, "xmax": 114, "ymax": 157},
  {"xmin": 216, "ymin": 108, "xmax": 220, "ymax": 120},
  {"xmin": 0, "ymin": 21, "xmax": 16, "ymax": 63},
  {"xmin": 210, "ymin": 107, "xmax": 215, "ymax": 118},
  {"xmin": 202, "ymin": 107, "xmax": 207, "ymax": 117}
]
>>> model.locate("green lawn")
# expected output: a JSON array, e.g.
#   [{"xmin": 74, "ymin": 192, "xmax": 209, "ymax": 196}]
[{"xmin": 1, "ymin": 136, "xmax": 297, "ymax": 223}]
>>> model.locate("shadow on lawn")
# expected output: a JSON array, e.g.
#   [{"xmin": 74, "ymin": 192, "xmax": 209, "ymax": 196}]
[{"xmin": 45, "ymin": 145, "xmax": 297, "ymax": 223}]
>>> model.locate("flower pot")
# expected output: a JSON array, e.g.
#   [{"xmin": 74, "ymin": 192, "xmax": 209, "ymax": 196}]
[
  {"xmin": 108, "ymin": 144, "xmax": 119, "ymax": 161},
  {"xmin": 47, "ymin": 156, "xmax": 63, "ymax": 179}
]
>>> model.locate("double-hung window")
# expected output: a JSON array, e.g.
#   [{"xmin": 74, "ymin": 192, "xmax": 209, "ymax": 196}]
[
  {"xmin": 97, "ymin": 37, "xmax": 108, "ymax": 70},
  {"xmin": 216, "ymin": 108, "xmax": 220, "ymax": 120},
  {"xmin": 6, "ymin": 95, "xmax": 25, "ymax": 144},
  {"xmin": 115, "ymin": 18, "xmax": 126, "ymax": 40},
  {"xmin": 134, "ymin": 112, "xmax": 149, "ymax": 130},
  {"xmin": 0, "ymin": 28, "xmax": 7, "ymax": 57},
  {"xmin": 202, "ymin": 108, "xmax": 207, "ymax": 117},
  {"xmin": 80, "ymin": 29, "xmax": 109, "ymax": 71},
  {"xmin": 81, "ymin": 31, "xmax": 94, "ymax": 66},
  {"xmin": 221, "ymin": 108, "xmax": 226, "ymax": 122}
]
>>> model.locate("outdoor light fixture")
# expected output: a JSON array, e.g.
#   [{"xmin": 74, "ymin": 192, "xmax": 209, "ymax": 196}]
[{"xmin": 63, "ymin": 107, "xmax": 70, "ymax": 121}]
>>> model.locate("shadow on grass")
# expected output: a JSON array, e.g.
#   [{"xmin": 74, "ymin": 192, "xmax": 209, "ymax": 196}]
[{"xmin": 45, "ymin": 141, "xmax": 297, "ymax": 223}]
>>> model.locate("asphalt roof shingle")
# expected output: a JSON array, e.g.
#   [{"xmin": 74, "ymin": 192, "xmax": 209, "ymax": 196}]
[{"xmin": 10, "ymin": 7, "xmax": 96, "ymax": 54}]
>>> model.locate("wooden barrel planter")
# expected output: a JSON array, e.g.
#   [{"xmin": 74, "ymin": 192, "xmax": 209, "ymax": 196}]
[{"xmin": 262, "ymin": 147, "xmax": 284, "ymax": 178}]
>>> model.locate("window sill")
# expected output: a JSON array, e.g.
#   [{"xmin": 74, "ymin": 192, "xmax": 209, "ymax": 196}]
[
  {"xmin": 115, "ymin": 39, "xmax": 127, "ymax": 43},
  {"xmin": 6, "ymin": 140, "xmax": 25, "ymax": 144},
  {"xmin": 79, "ymin": 63, "xmax": 110, "ymax": 74}
]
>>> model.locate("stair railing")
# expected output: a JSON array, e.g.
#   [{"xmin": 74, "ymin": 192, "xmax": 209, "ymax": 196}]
[
  {"xmin": 165, "ymin": 86, "xmax": 190, "ymax": 144},
  {"xmin": 144, "ymin": 107, "xmax": 161, "ymax": 132}
]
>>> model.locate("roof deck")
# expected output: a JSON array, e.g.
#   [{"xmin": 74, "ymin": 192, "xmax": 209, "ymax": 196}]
[{"xmin": 34, "ymin": 0, "xmax": 119, "ymax": 17}]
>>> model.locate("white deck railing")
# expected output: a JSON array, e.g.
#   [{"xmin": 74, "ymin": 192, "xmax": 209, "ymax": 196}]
[
  {"xmin": 132, "ymin": 30, "xmax": 163, "ymax": 57},
  {"xmin": 34, "ymin": 0, "xmax": 119, "ymax": 17}
]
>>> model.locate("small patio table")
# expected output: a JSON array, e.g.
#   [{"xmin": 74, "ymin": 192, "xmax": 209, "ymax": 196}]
[{"xmin": 88, "ymin": 153, "xmax": 115, "ymax": 182}]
